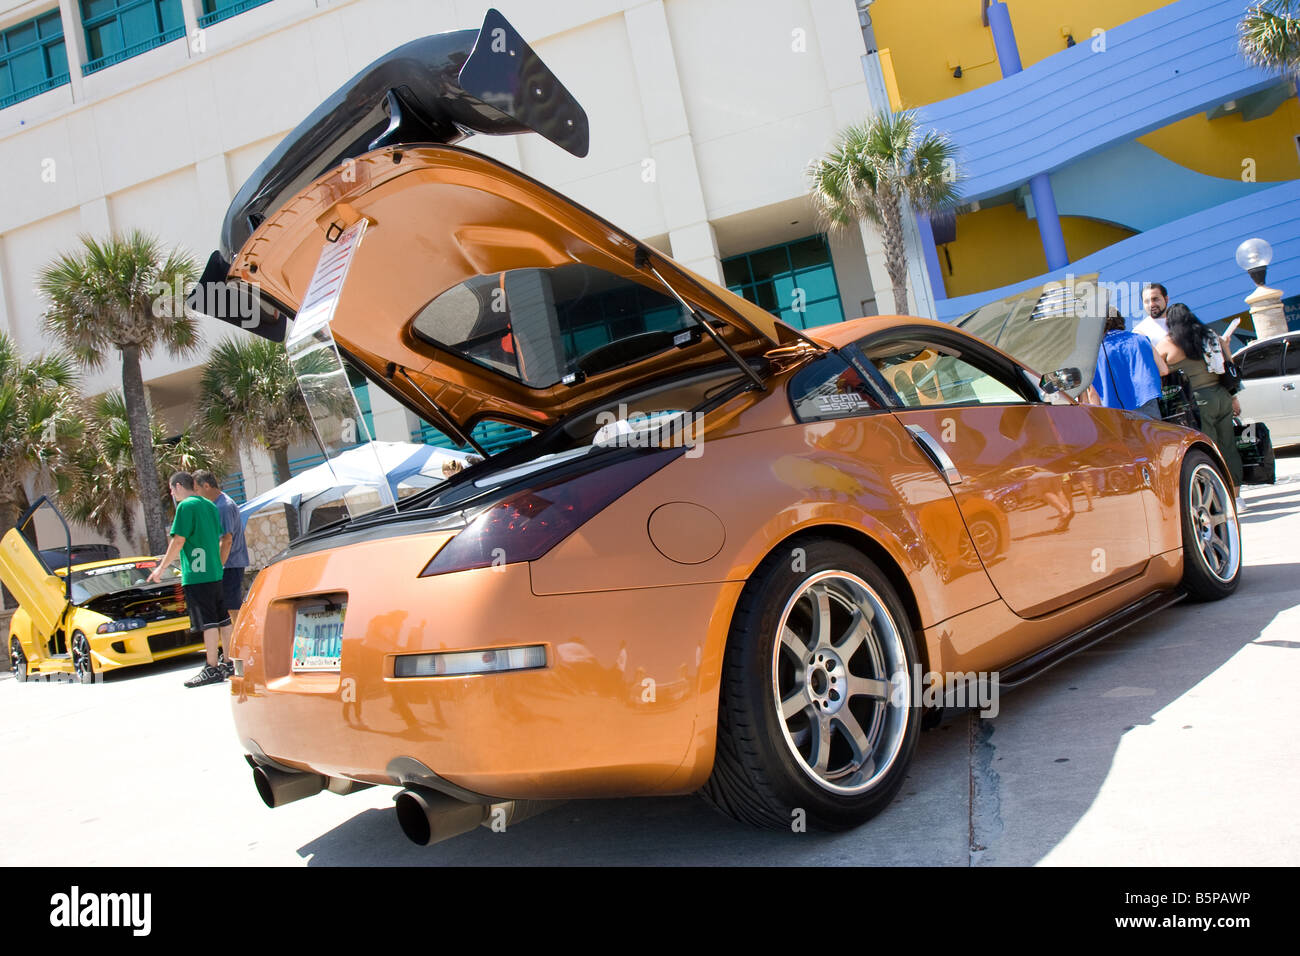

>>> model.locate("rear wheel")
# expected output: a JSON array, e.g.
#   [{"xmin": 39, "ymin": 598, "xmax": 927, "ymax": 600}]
[
  {"xmin": 701, "ymin": 539, "xmax": 921, "ymax": 831},
  {"xmin": 1179, "ymin": 450, "xmax": 1241, "ymax": 601},
  {"xmin": 9, "ymin": 637, "xmax": 27, "ymax": 683},
  {"xmin": 71, "ymin": 631, "xmax": 94, "ymax": 685}
]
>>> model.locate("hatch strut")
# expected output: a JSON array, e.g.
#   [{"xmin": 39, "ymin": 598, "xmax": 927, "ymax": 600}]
[
  {"xmin": 384, "ymin": 362, "xmax": 490, "ymax": 458},
  {"xmin": 635, "ymin": 247, "xmax": 766, "ymax": 392}
]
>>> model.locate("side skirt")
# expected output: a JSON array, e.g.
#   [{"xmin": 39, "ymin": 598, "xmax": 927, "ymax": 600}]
[{"xmin": 997, "ymin": 588, "xmax": 1186, "ymax": 690}]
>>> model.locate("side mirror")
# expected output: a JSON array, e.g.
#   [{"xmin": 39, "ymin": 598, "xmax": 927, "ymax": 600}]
[{"xmin": 1039, "ymin": 367, "xmax": 1083, "ymax": 395}]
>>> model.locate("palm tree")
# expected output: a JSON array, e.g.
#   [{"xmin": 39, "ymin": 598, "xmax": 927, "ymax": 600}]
[
  {"xmin": 62, "ymin": 392, "xmax": 220, "ymax": 547},
  {"xmin": 37, "ymin": 231, "xmax": 201, "ymax": 554},
  {"xmin": 1240, "ymin": 1, "xmax": 1300, "ymax": 76},
  {"xmin": 807, "ymin": 110, "xmax": 961, "ymax": 316},
  {"xmin": 0, "ymin": 333, "xmax": 84, "ymax": 542},
  {"xmin": 194, "ymin": 336, "xmax": 323, "ymax": 485}
]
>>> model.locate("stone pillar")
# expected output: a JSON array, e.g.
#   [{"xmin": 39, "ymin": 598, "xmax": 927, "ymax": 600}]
[{"xmin": 1247, "ymin": 284, "xmax": 1288, "ymax": 340}]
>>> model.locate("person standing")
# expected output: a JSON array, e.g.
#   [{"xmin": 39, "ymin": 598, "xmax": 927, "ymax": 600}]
[
  {"xmin": 194, "ymin": 470, "xmax": 249, "ymax": 652},
  {"xmin": 1089, "ymin": 309, "xmax": 1169, "ymax": 418},
  {"xmin": 148, "ymin": 472, "xmax": 231, "ymax": 687},
  {"xmin": 1153, "ymin": 304, "xmax": 1245, "ymax": 504},
  {"xmin": 1134, "ymin": 282, "xmax": 1170, "ymax": 345}
]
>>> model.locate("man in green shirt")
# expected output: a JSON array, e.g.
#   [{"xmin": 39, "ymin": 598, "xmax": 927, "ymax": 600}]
[{"xmin": 148, "ymin": 472, "xmax": 232, "ymax": 687}]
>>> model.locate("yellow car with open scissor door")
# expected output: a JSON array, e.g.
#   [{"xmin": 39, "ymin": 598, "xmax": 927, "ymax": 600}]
[{"xmin": 2, "ymin": 498, "xmax": 202, "ymax": 683}]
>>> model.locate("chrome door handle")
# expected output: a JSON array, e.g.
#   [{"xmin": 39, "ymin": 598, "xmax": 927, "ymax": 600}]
[
  {"xmin": 905, "ymin": 424, "xmax": 963, "ymax": 485},
  {"xmin": 1284, "ymin": 383, "xmax": 1296, "ymax": 391}
]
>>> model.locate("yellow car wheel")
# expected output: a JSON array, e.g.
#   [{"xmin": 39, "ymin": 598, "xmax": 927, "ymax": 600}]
[
  {"xmin": 71, "ymin": 631, "xmax": 94, "ymax": 685},
  {"xmin": 9, "ymin": 637, "xmax": 27, "ymax": 684}
]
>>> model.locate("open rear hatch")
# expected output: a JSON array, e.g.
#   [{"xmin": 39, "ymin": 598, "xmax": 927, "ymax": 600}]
[{"xmin": 189, "ymin": 8, "xmax": 805, "ymax": 462}]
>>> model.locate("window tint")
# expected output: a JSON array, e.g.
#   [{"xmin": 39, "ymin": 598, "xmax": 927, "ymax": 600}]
[
  {"xmin": 1284, "ymin": 337, "xmax": 1300, "ymax": 377},
  {"xmin": 863, "ymin": 339, "xmax": 1028, "ymax": 408},
  {"xmin": 789, "ymin": 353, "xmax": 882, "ymax": 421},
  {"xmin": 411, "ymin": 263, "xmax": 693, "ymax": 388},
  {"xmin": 1239, "ymin": 340, "xmax": 1285, "ymax": 380}
]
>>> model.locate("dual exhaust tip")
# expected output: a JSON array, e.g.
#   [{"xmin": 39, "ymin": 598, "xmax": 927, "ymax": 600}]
[{"xmin": 251, "ymin": 761, "xmax": 550, "ymax": 846}]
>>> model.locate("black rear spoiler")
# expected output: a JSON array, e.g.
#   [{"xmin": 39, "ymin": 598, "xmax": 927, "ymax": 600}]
[{"xmin": 188, "ymin": 7, "xmax": 589, "ymax": 341}]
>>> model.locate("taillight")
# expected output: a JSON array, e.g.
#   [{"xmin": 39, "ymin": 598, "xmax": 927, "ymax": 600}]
[{"xmin": 420, "ymin": 449, "xmax": 681, "ymax": 577}]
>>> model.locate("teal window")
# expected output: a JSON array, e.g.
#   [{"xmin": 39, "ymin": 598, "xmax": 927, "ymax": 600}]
[
  {"xmin": 722, "ymin": 235, "xmax": 846, "ymax": 330},
  {"xmin": 0, "ymin": 10, "xmax": 69, "ymax": 109},
  {"xmin": 220, "ymin": 472, "xmax": 246, "ymax": 505},
  {"xmin": 198, "ymin": 0, "xmax": 276, "ymax": 29},
  {"xmin": 413, "ymin": 420, "xmax": 535, "ymax": 457},
  {"xmin": 80, "ymin": 0, "xmax": 184, "ymax": 75}
]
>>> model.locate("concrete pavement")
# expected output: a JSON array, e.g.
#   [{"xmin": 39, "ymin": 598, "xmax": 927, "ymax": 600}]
[{"xmin": 3, "ymin": 454, "xmax": 1297, "ymax": 866}]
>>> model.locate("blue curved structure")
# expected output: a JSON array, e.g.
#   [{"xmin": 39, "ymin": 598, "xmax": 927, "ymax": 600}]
[
  {"xmin": 1032, "ymin": 141, "xmax": 1268, "ymax": 234},
  {"xmin": 917, "ymin": 0, "xmax": 1281, "ymax": 203},
  {"xmin": 913, "ymin": 0, "xmax": 1296, "ymax": 324},
  {"xmin": 935, "ymin": 179, "xmax": 1300, "ymax": 325}
]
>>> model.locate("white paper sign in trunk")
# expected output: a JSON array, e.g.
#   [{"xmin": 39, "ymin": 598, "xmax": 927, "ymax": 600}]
[{"xmin": 287, "ymin": 219, "xmax": 368, "ymax": 347}]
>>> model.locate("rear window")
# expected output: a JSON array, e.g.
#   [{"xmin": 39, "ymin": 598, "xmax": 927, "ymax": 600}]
[
  {"xmin": 788, "ymin": 353, "xmax": 883, "ymax": 421},
  {"xmin": 411, "ymin": 263, "xmax": 694, "ymax": 388}
]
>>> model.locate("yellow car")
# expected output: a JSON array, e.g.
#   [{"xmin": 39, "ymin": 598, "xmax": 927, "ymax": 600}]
[{"xmin": 2, "ymin": 498, "xmax": 202, "ymax": 683}]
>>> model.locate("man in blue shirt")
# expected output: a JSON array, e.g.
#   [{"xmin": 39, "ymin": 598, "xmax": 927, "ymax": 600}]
[
  {"xmin": 1089, "ymin": 310, "xmax": 1168, "ymax": 418},
  {"xmin": 195, "ymin": 471, "xmax": 249, "ymax": 674}
]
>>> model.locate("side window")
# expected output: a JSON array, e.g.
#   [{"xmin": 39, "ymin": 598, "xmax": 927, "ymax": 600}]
[
  {"xmin": 789, "ymin": 352, "xmax": 883, "ymax": 422},
  {"xmin": 1239, "ymin": 340, "xmax": 1284, "ymax": 380},
  {"xmin": 1283, "ymin": 337, "xmax": 1300, "ymax": 377},
  {"xmin": 861, "ymin": 339, "xmax": 1029, "ymax": 408}
]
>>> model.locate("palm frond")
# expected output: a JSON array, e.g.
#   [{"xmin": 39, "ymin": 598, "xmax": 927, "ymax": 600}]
[{"xmin": 1241, "ymin": 0, "xmax": 1300, "ymax": 74}]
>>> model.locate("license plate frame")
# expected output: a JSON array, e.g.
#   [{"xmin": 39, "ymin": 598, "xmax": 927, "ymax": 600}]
[{"xmin": 291, "ymin": 601, "xmax": 346, "ymax": 673}]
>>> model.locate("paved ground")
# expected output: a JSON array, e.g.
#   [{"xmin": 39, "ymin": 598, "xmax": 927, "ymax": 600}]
[{"xmin": 4, "ymin": 453, "xmax": 1298, "ymax": 867}]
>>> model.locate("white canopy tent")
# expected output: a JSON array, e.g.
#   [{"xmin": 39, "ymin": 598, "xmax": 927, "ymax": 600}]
[{"xmin": 239, "ymin": 441, "xmax": 471, "ymax": 529}]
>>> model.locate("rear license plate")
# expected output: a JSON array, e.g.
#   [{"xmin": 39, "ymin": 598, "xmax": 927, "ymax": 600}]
[{"xmin": 292, "ymin": 603, "xmax": 345, "ymax": 672}]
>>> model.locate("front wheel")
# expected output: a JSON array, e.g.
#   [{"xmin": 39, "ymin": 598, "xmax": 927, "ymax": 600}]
[
  {"xmin": 9, "ymin": 637, "xmax": 27, "ymax": 683},
  {"xmin": 1179, "ymin": 449, "xmax": 1242, "ymax": 601},
  {"xmin": 700, "ymin": 539, "xmax": 921, "ymax": 831},
  {"xmin": 71, "ymin": 631, "xmax": 94, "ymax": 685}
]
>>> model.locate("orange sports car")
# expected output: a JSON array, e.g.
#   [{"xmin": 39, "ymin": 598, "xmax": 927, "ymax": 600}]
[{"xmin": 190, "ymin": 10, "xmax": 1241, "ymax": 844}]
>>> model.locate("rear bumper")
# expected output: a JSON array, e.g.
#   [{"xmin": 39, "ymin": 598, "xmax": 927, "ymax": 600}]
[{"xmin": 229, "ymin": 532, "xmax": 743, "ymax": 801}]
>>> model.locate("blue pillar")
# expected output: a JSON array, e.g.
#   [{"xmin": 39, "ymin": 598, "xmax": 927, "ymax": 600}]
[
  {"xmin": 1029, "ymin": 174, "xmax": 1069, "ymax": 270},
  {"xmin": 917, "ymin": 213, "xmax": 947, "ymax": 300},
  {"xmin": 987, "ymin": 1, "xmax": 1069, "ymax": 272}
]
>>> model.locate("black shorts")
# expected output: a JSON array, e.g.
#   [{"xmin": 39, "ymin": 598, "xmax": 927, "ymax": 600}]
[
  {"xmin": 184, "ymin": 581, "xmax": 231, "ymax": 632},
  {"xmin": 222, "ymin": 567, "xmax": 246, "ymax": 615}
]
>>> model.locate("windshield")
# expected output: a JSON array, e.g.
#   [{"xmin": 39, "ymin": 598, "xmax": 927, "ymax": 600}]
[
  {"xmin": 65, "ymin": 560, "xmax": 180, "ymax": 605},
  {"xmin": 411, "ymin": 262, "xmax": 697, "ymax": 388}
]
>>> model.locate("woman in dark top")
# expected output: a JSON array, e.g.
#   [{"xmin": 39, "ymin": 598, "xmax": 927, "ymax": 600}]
[{"xmin": 1153, "ymin": 304, "xmax": 1243, "ymax": 493}]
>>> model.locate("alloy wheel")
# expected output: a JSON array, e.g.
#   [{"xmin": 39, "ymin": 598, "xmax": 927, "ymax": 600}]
[
  {"xmin": 1188, "ymin": 463, "xmax": 1240, "ymax": 583},
  {"xmin": 770, "ymin": 571, "xmax": 910, "ymax": 795},
  {"xmin": 9, "ymin": 638, "xmax": 27, "ymax": 682},
  {"xmin": 71, "ymin": 632, "xmax": 93, "ymax": 684}
]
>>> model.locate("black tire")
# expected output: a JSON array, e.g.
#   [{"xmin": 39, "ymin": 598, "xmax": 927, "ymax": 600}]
[
  {"xmin": 700, "ymin": 539, "xmax": 921, "ymax": 831},
  {"xmin": 1179, "ymin": 449, "xmax": 1242, "ymax": 601},
  {"xmin": 9, "ymin": 637, "xmax": 27, "ymax": 683},
  {"xmin": 71, "ymin": 631, "xmax": 94, "ymax": 685}
]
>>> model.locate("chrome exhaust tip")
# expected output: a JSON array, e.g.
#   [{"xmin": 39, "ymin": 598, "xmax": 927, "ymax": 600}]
[
  {"xmin": 394, "ymin": 788, "xmax": 488, "ymax": 846},
  {"xmin": 393, "ymin": 788, "xmax": 559, "ymax": 846},
  {"xmin": 252, "ymin": 764, "xmax": 325, "ymax": 809}
]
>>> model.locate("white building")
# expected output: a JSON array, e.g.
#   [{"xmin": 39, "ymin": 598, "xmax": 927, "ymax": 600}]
[{"xmin": 0, "ymin": 0, "xmax": 927, "ymax": 553}]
